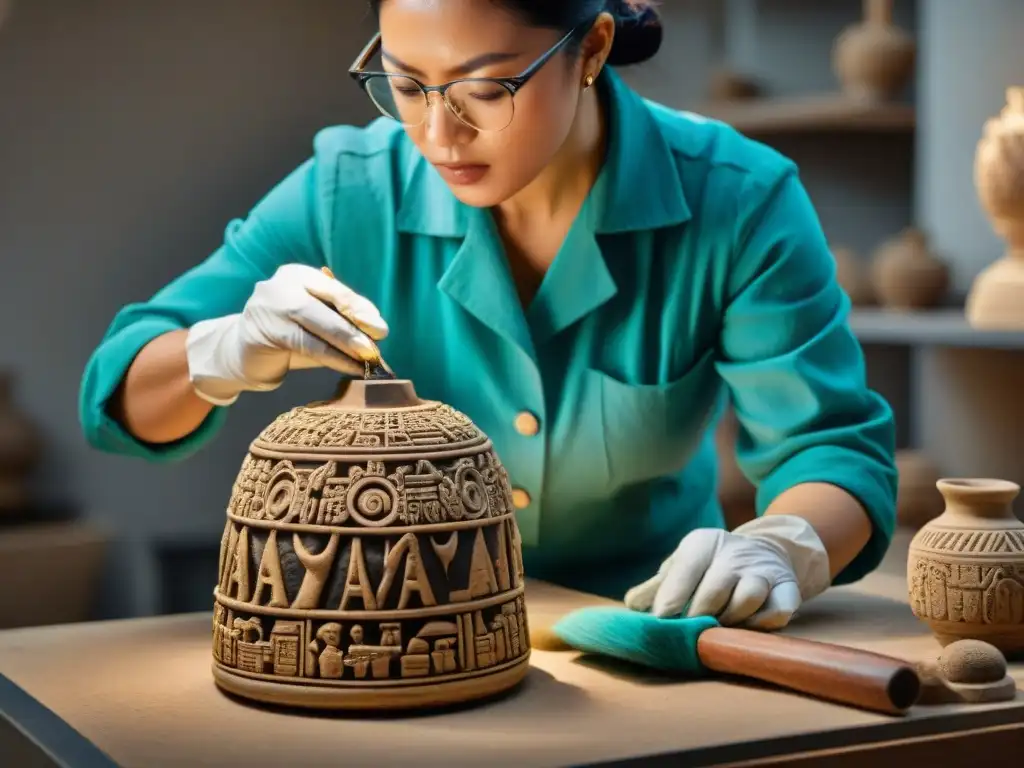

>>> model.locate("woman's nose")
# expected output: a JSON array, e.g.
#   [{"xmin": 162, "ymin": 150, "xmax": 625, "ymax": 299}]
[{"xmin": 424, "ymin": 93, "xmax": 469, "ymax": 149}]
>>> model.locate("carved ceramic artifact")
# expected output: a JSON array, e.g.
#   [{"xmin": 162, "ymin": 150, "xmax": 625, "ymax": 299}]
[
  {"xmin": 871, "ymin": 228, "xmax": 949, "ymax": 310},
  {"xmin": 895, "ymin": 450, "xmax": 943, "ymax": 529},
  {"xmin": 707, "ymin": 69, "xmax": 762, "ymax": 102},
  {"xmin": 832, "ymin": 0, "xmax": 915, "ymax": 103},
  {"xmin": 966, "ymin": 87, "xmax": 1024, "ymax": 329},
  {"xmin": 908, "ymin": 478, "xmax": 1024, "ymax": 657},
  {"xmin": 831, "ymin": 244, "xmax": 874, "ymax": 306},
  {"xmin": 0, "ymin": 371, "xmax": 42, "ymax": 513},
  {"xmin": 211, "ymin": 378, "xmax": 530, "ymax": 710}
]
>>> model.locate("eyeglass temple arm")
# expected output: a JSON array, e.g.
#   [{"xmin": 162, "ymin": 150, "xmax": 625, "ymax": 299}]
[
  {"xmin": 510, "ymin": 26, "xmax": 584, "ymax": 85},
  {"xmin": 350, "ymin": 32, "xmax": 381, "ymax": 72}
]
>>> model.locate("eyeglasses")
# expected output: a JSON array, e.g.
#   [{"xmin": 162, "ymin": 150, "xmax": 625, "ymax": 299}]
[{"xmin": 348, "ymin": 26, "xmax": 583, "ymax": 133}]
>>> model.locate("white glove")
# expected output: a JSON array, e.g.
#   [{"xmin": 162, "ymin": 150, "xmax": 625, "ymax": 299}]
[
  {"xmin": 185, "ymin": 264, "xmax": 389, "ymax": 406},
  {"xmin": 624, "ymin": 515, "xmax": 831, "ymax": 631}
]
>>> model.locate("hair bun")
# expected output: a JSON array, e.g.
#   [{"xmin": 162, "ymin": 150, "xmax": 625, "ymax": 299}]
[{"xmin": 605, "ymin": 0, "xmax": 662, "ymax": 66}]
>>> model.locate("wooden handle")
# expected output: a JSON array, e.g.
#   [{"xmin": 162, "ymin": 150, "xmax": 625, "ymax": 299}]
[{"xmin": 696, "ymin": 627, "xmax": 920, "ymax": 715}]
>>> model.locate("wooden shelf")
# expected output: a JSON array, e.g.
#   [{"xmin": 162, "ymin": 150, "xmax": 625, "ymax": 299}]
[
  {"xmin": 849, "ymin": 307, "xmax": 1024, "ymax": 349},
  {"xmin": 690, "ymin": 95, "xmax": 916, "ymax": 134}
]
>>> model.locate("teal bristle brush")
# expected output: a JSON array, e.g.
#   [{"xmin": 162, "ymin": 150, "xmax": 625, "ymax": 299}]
[{"xmin": 549, "ymin": 606, "xmax": 921, "ymax": 715}]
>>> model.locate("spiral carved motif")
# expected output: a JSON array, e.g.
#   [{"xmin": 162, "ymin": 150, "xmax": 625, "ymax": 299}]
[
  {"xmin": 346, "ymin": 475, "xmax": 399, "ymax": 527},
  {"xmin": 212, "ymin": 381, "xmax": 530, "ymax": 711}
]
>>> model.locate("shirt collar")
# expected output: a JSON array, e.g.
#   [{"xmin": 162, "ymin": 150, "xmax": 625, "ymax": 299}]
[{"xmin": 396, "ymin": 67, "xmax": 691, "ymax": 237}]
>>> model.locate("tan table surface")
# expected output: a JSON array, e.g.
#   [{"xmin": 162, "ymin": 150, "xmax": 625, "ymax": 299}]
[{"xmin": 0, "ymin": 530, "xmax": 1022, "ymax": 767}]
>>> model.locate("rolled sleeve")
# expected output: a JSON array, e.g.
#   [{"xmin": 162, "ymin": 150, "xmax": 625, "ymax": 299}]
[
  {"xmin": 79, "ymin": 317, "xmax": 230, "ymax": 461},
  {"xmin": 78, "ymin": 157, "xmax": 326, "ymax": 462},
  {"xmin": 714, "ymin": 164, "xmax": 898, "ymax": 585}
]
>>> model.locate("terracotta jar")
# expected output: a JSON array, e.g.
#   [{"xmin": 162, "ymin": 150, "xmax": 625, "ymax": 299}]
[
  {"xmin": 871, "ymin": 228, "xmax": 949, "ymax": 310},
  {"xmin": 895, "ymin": 450, "xmax": 943, "ymax": 529},
  {"xmin": 707, "ymin": 69, "xmax": 761, "ymax": 102},
  {"xmin": 831, "ymin": 244, "xmax": 874, "ymax": 306},
  {"xmin": 0, "ymin": 371, "xmax": 42, "ymax": 513},
  {"xmin": 966, "ymin": 87, "xmax": 1024, "ymax": 329},
  {"xmin": 832, "ymin": 0, "xmax": 915, "ymax": 103},
  {"xmin": 211, "ymin": 377, "xmax": 530, "ymax": 710},
  {"xmin": 908, "ymin": 478, "xmax": 1024, "ymax": 656}
]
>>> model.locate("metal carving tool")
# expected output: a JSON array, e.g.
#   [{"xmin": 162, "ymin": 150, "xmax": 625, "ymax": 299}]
[{"xmin": 320, "ymin": 266, "xmax": 395, "ymax": 379}]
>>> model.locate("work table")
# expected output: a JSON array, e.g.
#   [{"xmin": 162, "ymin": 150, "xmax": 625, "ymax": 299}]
[{"xmin": 1, "ymin": 530, "xmax": 1022, "ymax": 767}]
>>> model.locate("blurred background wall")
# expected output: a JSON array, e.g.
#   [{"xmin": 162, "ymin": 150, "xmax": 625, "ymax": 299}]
[{"xmin": 0, "ymin": 0, "xmax": 1022, "ymax": 625}]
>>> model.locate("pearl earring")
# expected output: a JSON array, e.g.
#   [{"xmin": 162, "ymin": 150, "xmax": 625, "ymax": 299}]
[{"xmin": 583, "ymin": 73, "xmax": 595, "ymax": 89}]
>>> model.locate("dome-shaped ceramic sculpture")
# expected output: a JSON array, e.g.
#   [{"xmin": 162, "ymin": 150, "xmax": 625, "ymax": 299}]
[{"xmin": 211, "ymin": 377, "xmax": 531, "ymax": 710}]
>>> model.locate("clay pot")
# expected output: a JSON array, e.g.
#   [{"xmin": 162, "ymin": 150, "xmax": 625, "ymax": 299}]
[
  {"xmin": 894, "ymin": 450, "xmax": 943, "ymax": 529},
  {"xmin": 871, "ymin": 228, "xmax": 949, "ymax": 310},
  {"xmin": 966, "ymin": 87, "xmax": 1024, "ymax": 329},
  {"xmin": 707, "ymin": 68, "xmax": 762, "ymax": 102},
  {"xmin": 831, "ymin": 244, "xmax": 874, "ymax": 306},
  {"xmin": 832, "ymin": 0, "xmax": 915, "ymax": 103},
  {"xmin": 0, "ymin": 371, "xmax": 42, "ymax": 513},
  {"xmin": 908, "ymin": 478, "xmax": 1024, "ymax": 656},
  {"xmin": 211, "ymin": 377, "xmax": 530, "ymax": 711}
]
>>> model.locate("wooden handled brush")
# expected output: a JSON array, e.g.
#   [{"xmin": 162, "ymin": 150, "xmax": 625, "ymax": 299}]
[
  {"xmin": 695, "ymin": 626, "xmax": 920, "ymax": 715},
  {"xmin": 549, "ymin": 607, "xmax": 921, "ymax": 716}
]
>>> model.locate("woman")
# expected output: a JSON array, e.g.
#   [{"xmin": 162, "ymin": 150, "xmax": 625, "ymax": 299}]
[{"xmin": 79, "ymin": 0, "xmax": 897, "ymax": 631}]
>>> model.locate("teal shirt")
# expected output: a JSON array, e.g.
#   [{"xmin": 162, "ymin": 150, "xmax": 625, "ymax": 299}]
[{"xmin": 78, "ymin": 69, "xmax": 897, "ymax": 599}]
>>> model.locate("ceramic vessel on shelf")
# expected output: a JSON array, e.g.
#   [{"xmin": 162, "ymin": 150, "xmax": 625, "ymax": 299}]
[
  {"xmin": 895, "ymin": 450, "xmax": 943, "ymax": 529},
  {"xmin": 870, "ymin": 227, "xmax": 949, "ymax": 310},
  {"xmin": 832, "ymin": 0, "xmax": 915, "ymax": 103},
  {"xmin": 966, "ymin": 87, "xmax": 1024, "ymax": 329},
  {"xmin": 908, "ymin": 478, "xmax": 1024, "ymax": 656},
  {"xmin": 0, "ymin": 371, "xmax": 42, "ymax": 513},
  {"xmin": 707, "ymin": 68, "xmax": 762, "ymax": 102},
  {"xmin": 831, "ymin": 244, "xmax": 874, "ymax": 306},
  {"xmin": 211, "ymin": 377, "xmax": 530, "ymax": 710}
]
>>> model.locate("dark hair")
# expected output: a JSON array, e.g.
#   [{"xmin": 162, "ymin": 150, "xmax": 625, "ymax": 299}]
[{"xmin": 368, "ymin": 1, "xmax": 663, "ymax": 67}]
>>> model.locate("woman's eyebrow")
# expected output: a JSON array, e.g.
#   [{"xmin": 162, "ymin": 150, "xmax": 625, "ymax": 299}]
[{"xmin": 381, "ymin": 49, "xmax": 523, "ymax": 78}]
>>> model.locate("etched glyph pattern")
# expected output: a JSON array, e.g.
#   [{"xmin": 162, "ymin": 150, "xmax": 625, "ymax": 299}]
[
  {"xmin": 907, "ymin": 477, "xmax": 1024, "ymax": 657},
  {"xmin": 253, "ymin": 403, "xmax": 483, "ymax": 452},
  {"xmin": 212, "ymin": 388, "xmax": 531, "ymax": 709},
  {"xmin": 908, "ymin": 529, "xmax": 1024, "ymax": 629}
]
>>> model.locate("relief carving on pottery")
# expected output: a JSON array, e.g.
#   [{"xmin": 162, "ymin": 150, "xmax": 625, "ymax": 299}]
[
  {"xmin": 907, "ymin": 478, "xmax": 1024, "ymax": 655},
  {"xmin": 228, "ymin": 452, "xmax": 511, "ymax": 528},
  {"xmin": 908, "ymin": 529, "xmax": 1024, "ymax": 626},
  {"xmin": 211, "ymin": 381, "xmax": 531, "ymax": 709},
  {"xmin": 212, "ymin": 505, "xmax": 528, "ymax": 685}
]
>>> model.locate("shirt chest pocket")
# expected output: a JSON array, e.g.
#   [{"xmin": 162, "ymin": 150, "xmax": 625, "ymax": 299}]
[{"xmin": 583, "ymin": 349, "xmax": 723, "ymax": 489}]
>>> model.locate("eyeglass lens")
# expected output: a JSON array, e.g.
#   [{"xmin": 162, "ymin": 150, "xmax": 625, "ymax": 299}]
[{"xmin": 365, "ymin": 76, "xmax": 515, "ymax": 131}]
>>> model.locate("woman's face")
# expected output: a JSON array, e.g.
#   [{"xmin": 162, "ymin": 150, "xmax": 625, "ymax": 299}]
[{"xmin": 376, "ymin": 0, "xmax": 593, "ymax": 208}]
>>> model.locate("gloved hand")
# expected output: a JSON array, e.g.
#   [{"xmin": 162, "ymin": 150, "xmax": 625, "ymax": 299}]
[
  {"xmin": 624, "ymin": 515, "xmax": 831, "ymax": 631},
  {"xmin": 185, "ymin": 264, "xmax": 388, "ymax": 405}
]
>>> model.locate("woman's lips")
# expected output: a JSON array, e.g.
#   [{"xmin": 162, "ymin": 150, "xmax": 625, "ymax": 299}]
[{"xmin": 433, "ymin": 163, "xmax": 490, "ymax": 185}]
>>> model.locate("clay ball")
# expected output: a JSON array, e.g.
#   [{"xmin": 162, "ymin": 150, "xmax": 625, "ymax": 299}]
[{"xmin": 937, "ymin": 639, "xmax": 1007, "ymax": 684}]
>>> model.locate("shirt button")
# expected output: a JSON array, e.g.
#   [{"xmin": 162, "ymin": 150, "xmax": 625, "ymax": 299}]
[
  {"xmin": 511, "ymin": 488, "xmax": 531, "ymax": 509},
  {"xmin": 514, "ymin": 411, "xmax": 540, "ymax": 436}
]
